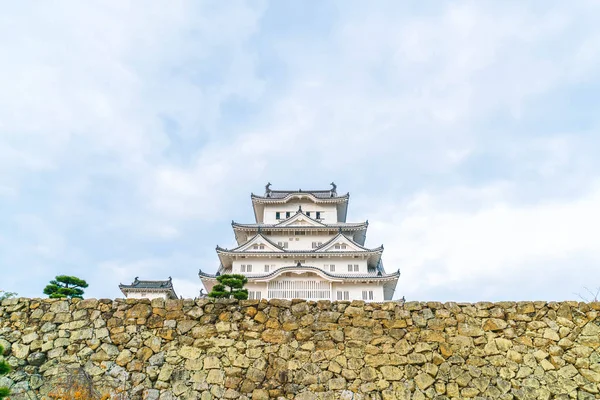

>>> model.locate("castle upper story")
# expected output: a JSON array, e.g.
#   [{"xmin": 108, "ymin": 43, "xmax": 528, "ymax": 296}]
[{"xmin": 251, "ymin": 182, "xmax": 349, "ymax": 224}]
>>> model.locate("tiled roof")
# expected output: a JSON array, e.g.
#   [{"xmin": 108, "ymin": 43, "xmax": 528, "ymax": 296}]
[
  {"xmin": 215, "ymin": 244, "xmax": 383, "ymax": 255},
  {"xmin": 119, "ymin": 277, "xmax": 174, "ymax": 289},
  {"xmin": 232, "ymin": 221, "xmax": 368, "ymax": 229},
  {"xmin": 252, "ymin": 191, "xmax": 349, "ymax": 201},
  {"xmin": 218, "ymin": 231, "xmax": 381, "ymax": 254},
  {"xmin": 199, "ymin": 265, "xmax": 400, "ymax": 281},
  {"xmin": 119, "ymin": 277, "xmax": 178, "ymax": 299},
  {"xmin": 251, "ymin": 184, "xmax": 349, "ymax": 201}
]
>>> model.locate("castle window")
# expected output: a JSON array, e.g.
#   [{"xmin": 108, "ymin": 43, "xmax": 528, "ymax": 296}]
[
  {"xmin": 330, "ymin": 264, "xmax": 336, "ymax": 272},
  {"xmin": 241, "ymin": 265, "xmax": 246, "ymax": 272},
  {"xmin": 264, "ymin": 265, "xmax": 270, "ymax": 272},
  {"xmin": 276, "ymin": 212, "xmax": 281, "ymax": 219},
  {"xmin": 336, "ymin": 291, "xmax": 349, "ymax": 300},
  {"xmin": 341, "ymin": 244, "xmax": 347, "ymax": 250},
  {"xmin": 348, "ymin": 264, "xmax": 353, "ymax": 272},
  {"xmin": 259, "ymin": 244, "xmax": 265, "ymax": 250},
  {"xmin": 253, "ymin": 245, "xmax": 258, "ymax": 250},
  {"xmin": 362, "ymin": 290, "xmax": 374, "ymax": 301},
  {"xmin": 335, "ymin": 244, "xmax": 341, "ymax": 250},
  {"xmin": 248, "ymin": 291, "xmax": 261, "ymax": 300},
  {"xmin": 354, "ymin": 264, "xmax": 359, "ymax": 272},
  {"xmin": 247, "ymin": 265, "xmax": 252, "ymax": 272},
  {"xmin": 286, "ymin": 211, "xmax": 291, "ymax": 218},
  {"xmin": 306, "ymin": 212, "xmax": 311, "ymax": 217},
  {"xmin": 316, "ymin": 211, "xmax": 321, "ymax": 219}
]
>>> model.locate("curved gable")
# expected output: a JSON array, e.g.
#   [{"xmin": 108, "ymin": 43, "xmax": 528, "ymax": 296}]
[{"xmin": 230, "ymin": 233, "xmax": 285, "ymax": 252}]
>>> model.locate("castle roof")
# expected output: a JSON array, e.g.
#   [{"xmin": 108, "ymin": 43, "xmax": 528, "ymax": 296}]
[
  {"xmin": 215, "ymin": 231, "xmax": 383, "ymax": 270},
  {"xmin": 119, "ymin": 277, "xmax": 178, "ymax": 299},
  {"xmin": 232, "ymin": 206, "xmax": 368, "ymax": 244},
  {"xmin": 216, "ymin": 231, "xmax": 382, "ymax": 254},
  {"xmin": 231, "ymin": 221, "xmax": 368, "ymax": 246},
  {"xmin": 199, "ymin": 264, "xmax": 400, "ymax": 282},
  {"xmin": 251, "ymin": 183, "xmax": 349, "ymax": 223}
]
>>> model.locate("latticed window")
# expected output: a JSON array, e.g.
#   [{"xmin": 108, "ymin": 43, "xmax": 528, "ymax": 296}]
[
  {"xmin": 268, "ymin": 280, "xmax": 330, "ymax": 300},
  {"xmin": 249, "ymin": 291, "xmax": 262, "ymax": 300},
  {"xmin": 336, "ymin": 291, "xmax": 349, "ymax": 300},
  {"xmin": 362, "ymin": 290, "xmax": 374, "ymax": 301}
]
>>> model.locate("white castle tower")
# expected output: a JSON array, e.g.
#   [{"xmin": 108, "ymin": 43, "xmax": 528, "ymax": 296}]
[{"xmin": 199, "ymin": 183, "xmax": 399, "ymax": 301}]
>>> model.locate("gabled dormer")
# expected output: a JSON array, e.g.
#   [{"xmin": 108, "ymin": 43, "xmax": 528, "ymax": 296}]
[
  {"xmin": 228, "ymin": 232, "xmax": 285, "ymax": 253},
  {"xmin": 275, "ymin": 207, "xmax": 327, "ymax": 228},
  {"xmin": 315, "ymin": 233, "xmax": 380, "ymax": 253}
]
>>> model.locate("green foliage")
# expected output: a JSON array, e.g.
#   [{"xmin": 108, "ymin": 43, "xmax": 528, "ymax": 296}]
[
  {"xmin": 208, "ymin": 274, "xmax": 248, "ymax": 300},
  {"xmin": 43, "ymin": 275, "xmax": 89, "ymax": 299},
  {"xmin": 0, "ymin": 291, "xmax": 17, "ymax": 301},
  {"xmin": 0, "ymin": 345, "xmax": 10, "ymax": 399}
]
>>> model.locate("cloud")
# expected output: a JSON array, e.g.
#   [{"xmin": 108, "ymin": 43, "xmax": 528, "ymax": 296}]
[
  {"xmin": 1, "ymin": 1, "xmax": 600, "ymax": 301},
  {"xmin": 370, "ymin": 181, "xmax": 600, "ymax": 301}
]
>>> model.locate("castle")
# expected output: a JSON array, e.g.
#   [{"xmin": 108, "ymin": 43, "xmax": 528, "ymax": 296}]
[{"xmin": 199, "ymin": 183, "xmax": 399, "ymax": 301}]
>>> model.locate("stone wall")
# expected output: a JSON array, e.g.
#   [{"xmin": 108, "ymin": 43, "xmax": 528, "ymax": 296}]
[{"xmin": 1, "ymin": 297, "xmax": 600, "ymax": 399}]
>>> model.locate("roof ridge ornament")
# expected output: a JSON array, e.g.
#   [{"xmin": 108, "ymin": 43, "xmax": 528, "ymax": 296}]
[
  {"xmin": 298, "ymin": 205, "xmax": 303, "ymax": 213},
  {"xmin": 265, "ymin": 182, "xmax": 272, "ymax": 197},
  {"xmin": 330, "ymin": 182, "xmax": 337, "ymax": 197}
]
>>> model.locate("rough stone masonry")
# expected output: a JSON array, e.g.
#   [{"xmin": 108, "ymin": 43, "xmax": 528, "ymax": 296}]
[{"xmin": 0, "ymin": 297, "xmax": 600, "ymax": 399}]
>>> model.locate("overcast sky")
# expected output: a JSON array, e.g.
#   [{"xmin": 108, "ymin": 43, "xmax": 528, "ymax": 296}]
[{"xmin": 2, "ymin": 1, "xmax": 600, "ymax": 302}]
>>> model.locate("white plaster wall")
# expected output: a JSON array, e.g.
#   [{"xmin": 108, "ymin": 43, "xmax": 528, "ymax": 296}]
[
  {"xmin": 123, "ymin": 291, "xmax": 169, "ymax": 300},
  {"xmin": 263, "ymin": 202, "xmax": 338, "ymax": 224},
  {"xmin": 265, "ymin": 233, "xmax": 337, "ymax": 250},
  {"xmin": 331, "ymin": 282, "xmax": 385, "ymax": 302},
  {"xmin": 232, "ymin": 257, "xmax": 369, "ymax": 274},
  {"xmin": 246, "ymin": 278, "xmax": 384, "ymax": 302}
]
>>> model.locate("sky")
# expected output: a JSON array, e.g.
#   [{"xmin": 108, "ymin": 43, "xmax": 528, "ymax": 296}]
[{"xmin": 1, "ymin": 1, "xmax": 600, "ymax": 302}]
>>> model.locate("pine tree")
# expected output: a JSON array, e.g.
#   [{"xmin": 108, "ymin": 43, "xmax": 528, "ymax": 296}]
[
  {"xmin": 43, "ymin": 275, "xmax": 89, "ymax": 299},
  {"xmin": 0, "ymin": 345, "xmax": 10, "ymax": 399},
  {"xmin": 208, "ymin": 274, "xmax": 249, "ymax": 300},
  {"xmin": 0, "ymin": 291, "xmax": 17, "ymax": 301}
]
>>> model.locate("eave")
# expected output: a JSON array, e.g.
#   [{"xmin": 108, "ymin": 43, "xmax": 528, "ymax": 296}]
[
  {"xmin": 199, "ymin": 265, "xmax": 400, "ymax": 283},
  {"xmin": 251, "ymin": 192, "xmax": 350, "ymax": 223},
  {"xmin": 119, "ymin": 286, "xmax": 178, "ymax": 300},
  {"xmin": 231, "ymin": 221, "xmax": 368, "ymax": 246},
  {"xmin": 215, "ymin": 246, "xmax": 383, "ymax": 269}
]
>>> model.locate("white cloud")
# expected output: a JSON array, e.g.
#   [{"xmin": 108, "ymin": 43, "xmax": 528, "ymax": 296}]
[
  {"xmin": 2, "ymin": 1, "xmax": 600, "ymax": 301},
  {"xmin": 370, "ymin": 181, "xmax": 600, "ymax": 301}
]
